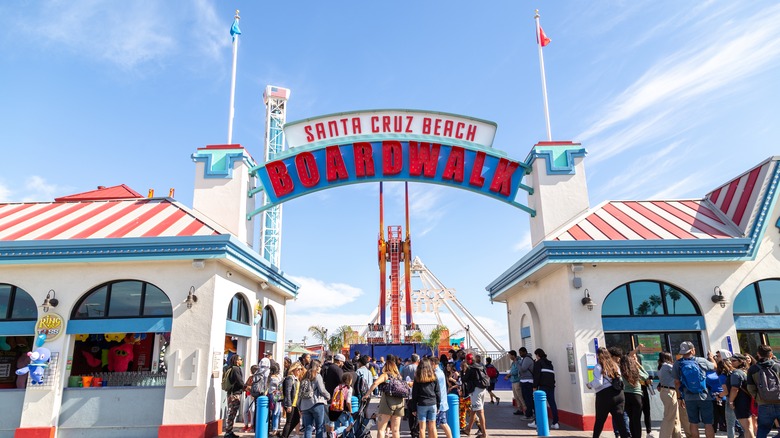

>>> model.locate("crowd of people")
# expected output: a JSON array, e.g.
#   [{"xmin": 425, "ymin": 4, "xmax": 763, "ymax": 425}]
[
  {"xmin": 587, "ymin": 341, "xmax": 780, "ymax": 438},
  {"xmin": 221, "ymin": 347, "xmax": 525, "ymax": 438}
]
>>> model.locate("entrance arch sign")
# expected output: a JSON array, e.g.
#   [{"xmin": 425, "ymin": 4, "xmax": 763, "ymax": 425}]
[{"xmin": 248, "ymin": 110, "xmax": 535, "ymax": 218}]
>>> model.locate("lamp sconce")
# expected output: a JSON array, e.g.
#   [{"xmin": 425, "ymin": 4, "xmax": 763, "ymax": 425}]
[
  {"xmin": 41, "ymin": 289, "xmax": 59, "ymax": 313},
  {"xmin": 522, "ymin": 281, "xmax": 537, "ymax": 289},
  {"xmin": 711, "ymin": 286, "xmax": 727, "ymax": 308},
  {"xmin": 185, "ymin": 286, "xmax": 198, "ymax": 309},
  {"xmin": 192, "ymin": 259, "xmax": 205, "ymax": 269},
  {"xmin": 581, "ymin": 289, "xmax": 595, "ymax": 311},
  {"xmin": 260, "ymin": 281, "xmax": 270, "ymax": 290}
]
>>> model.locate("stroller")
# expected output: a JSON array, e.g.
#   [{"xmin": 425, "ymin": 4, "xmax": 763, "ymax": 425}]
[{"xmin": 339, "ymin": 398, "xmax": 374, "ymax": 438}]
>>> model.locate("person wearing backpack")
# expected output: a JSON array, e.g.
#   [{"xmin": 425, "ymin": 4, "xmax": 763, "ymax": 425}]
[
  {"xmin": 464, "ymin": 353, "xmax": 489, "ymax": 437},
  {"xmin": 747, "ymin": 344, "xmax": 780, "ymax": 438},
  {"xmin": 673, "ymin": 341, "xmax": 716, "ymax": 438},
  {"xmin": 223, "ymin": 354, "xmax": 245, "ymax": 438},
  {"xmin": 484, "ymin": 357, "xmax": 500, "ymax": 405},
  {"xmin": 300, "ymin": 360, "xmax": 331, "ymax": 438},
  {"xmin": 243, "ymin": 365, "xmax": 259, "ymax": 434},
  {"xmin": 330, "ymin": 373, "xmax": 354, "ymax": 437},
  {"xmin": 530, "ymin": 348, "xmax": 559, "ymax": 430},
  {"xmin": 587, "ymin": 347, "xmax": 630, "ymax": 438},
  {"xmin": 363, "ymin": 354, "xmax": 407, "ymax": 438}
]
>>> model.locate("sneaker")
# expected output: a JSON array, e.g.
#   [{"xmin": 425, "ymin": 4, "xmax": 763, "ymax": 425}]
[
  {"xmin": 647, "ymin": 433, "xmax": 655, "ymax": 438},
  {"xmin": 528, "ymin": 422, "xmax": 536, "ymax": 429},
  {"xmin": 551, "ymin": 423, "xmax": 560, "ymax": 430},
  {"xmin": 524, "ymin": 415, "xmax": 535, "ymax": 421},
  {"xmin": 496, "ymin": 397, "xmax": 500, "ymax": 405},
  {"xmin": 513, "ymin": 410, "xmax": 523, "ymax": 415}
]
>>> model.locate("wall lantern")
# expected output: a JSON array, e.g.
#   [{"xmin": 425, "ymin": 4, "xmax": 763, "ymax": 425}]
[
  {"xmin": 711, "ymin": 286, "xmax": 727, "ymax": 308},
  {"xmin": 581, "ymin": 288, "xmax": 595, "ymax": 311},
  {"xmin": 41, "ymin": 289, "xmax": 59, "ymax": 313},
  {"xmin": 185, "ymin": 286, "xmax": 198, "ymax": 309}
]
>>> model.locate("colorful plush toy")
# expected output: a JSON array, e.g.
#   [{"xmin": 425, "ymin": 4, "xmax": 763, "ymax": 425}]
[
  {"xmin": 16, "ymin": 347, "xmax": 51, "ymax": 385},
  {"xmin": 104, "ymin": 333, "xmax": 125, "ymax": 343},
  {"xmin": 107, "ymin": 343, "xmax": 134, "ymax": 372}
]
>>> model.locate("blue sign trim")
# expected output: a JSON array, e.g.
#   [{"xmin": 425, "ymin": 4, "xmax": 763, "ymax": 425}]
[
  {"xmin": 602, "ymin": 316, "xmax": 705, "ymax": 332},
  {"xmin": 249, "ymin": 141, "xmax": 535, "ymax": 217},
  {"xmin": 66, "ymin": 317, "xmax": 172, "ymax": 334},
  {"xmin": 226, "ymin": 320, "xmax": 252, "ymax": 338},
  {"xmin": 0, "ymin": 320, "xmax": 36, "ymax": 335}
]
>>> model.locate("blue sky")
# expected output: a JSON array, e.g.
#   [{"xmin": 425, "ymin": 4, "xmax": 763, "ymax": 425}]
[{"xmin": 2, "ymin": 1, "xmax": 780, "ymax": 351}]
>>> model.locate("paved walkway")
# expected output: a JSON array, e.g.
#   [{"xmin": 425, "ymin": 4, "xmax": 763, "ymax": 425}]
[
  {"xmin": 229, "ymin": 390, "xmax": 591, "ymax": 437},
  {"xmin": 228, "ymin": 389, "xmax": 750, "ymax": 437}
]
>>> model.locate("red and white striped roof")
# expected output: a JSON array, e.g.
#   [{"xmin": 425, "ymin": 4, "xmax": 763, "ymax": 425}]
[
  {"xmin": 705, "ymin": 158, "xmax": 775, "ymax": 234},
  {"xmin": 555, "ymin": 158, "xmax": 779, "ymax": 242},
  {"xmin": 0, "ymin": 199, "xmax": 220, "ymax": 241},
  {"xmin": 555, "ymin": 200, "xmax": 739, "ymax": 241}
]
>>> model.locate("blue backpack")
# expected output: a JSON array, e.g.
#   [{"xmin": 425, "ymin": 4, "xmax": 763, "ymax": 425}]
[{"xmin": 679, "ymin": 358, "xmax": 706, "ymax": 394}]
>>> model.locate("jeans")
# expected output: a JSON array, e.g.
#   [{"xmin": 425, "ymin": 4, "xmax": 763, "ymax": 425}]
[
  {"xmin": 302, "ymin": 403, "xmax": 326, "ymax": 438},
  {"xmin": 725, "ymin": 402, "xmax": 737, "ymax": 438},
  {"xmin": 521, "ymin": 382, "xmax": 535, "ymax": 417},
  {"xmin": 756, "ymin": 404, "xmax": 780, "ymax": 438},
  {"xmin": 538, "ymin": 385, "xmax": 559, "ymax": 425}
]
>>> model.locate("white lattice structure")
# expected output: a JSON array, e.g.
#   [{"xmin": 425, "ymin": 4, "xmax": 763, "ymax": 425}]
[
  {"xmin": 368, "ymin": 256, "xmax": 505, "ymax": 352},
  {"xmin": 260, "ymin": 85, "xmax": 290, "ymax": 267}
]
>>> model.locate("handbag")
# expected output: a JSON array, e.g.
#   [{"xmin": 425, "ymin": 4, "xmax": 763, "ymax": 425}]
[{"xmin": 381, "ymin": 376, "xmax": 410, "ymax": 398}]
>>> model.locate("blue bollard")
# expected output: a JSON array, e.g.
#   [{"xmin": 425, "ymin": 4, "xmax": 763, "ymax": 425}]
[
  {"xmin": 255, "ymin": 395, "xmax": 269, "ymax": 438},
  {"xmin": 351, "ymin": 395, "xmax": 359, "ymax": 413},
  {"xmin": 533, "ymin": 390, "xmax": 549, "ymax": 437},
  {"xmin": 447, "ymin": 394, "xmax": 460, "ymax": 438}
]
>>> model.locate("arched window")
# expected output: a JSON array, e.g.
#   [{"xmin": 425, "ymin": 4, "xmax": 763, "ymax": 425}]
[
  {"xmin": 262, "ymin": 305, "xmax": 276, "ymax": 331},
  {"xmin": 602, "ymin": 281, "xmax": 700, "ymax": 316},
  {"xmin": 72, "ymin": 280, "xmax": 172, "ymax": 319},
  {"xmin": 227, "ymin": 294, "xmax": 250, "ymax": 325},
  {"xmin": 0, "ymin": 283, "xmax": 36, "ymax": 320},
  {"xmin": 734, "ymin": 279, "xmax": 780, "ymax": 314}
]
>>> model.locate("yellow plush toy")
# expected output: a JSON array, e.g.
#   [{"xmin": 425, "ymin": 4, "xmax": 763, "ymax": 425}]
[{"xmin": 104, "ymin": 333, "xmax": 125, "ymax": 343}]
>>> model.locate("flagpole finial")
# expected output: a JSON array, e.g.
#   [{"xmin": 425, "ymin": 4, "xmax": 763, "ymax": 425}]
[
  {"xmin": 235, "ymin": 9, "xmax": 240, "ymax": 19},
  {"xmin": 535, "ymin": 9, "xmax": 540, "ymax": 18}
]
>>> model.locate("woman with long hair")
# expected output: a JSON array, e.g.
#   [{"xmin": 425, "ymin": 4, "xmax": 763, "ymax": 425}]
[
  {"xmin": 656, "ymin": 351, "xmax": 682, "ymax": 438},
  {"xmin": 300, "ymin": 360, "xmax": 330, "ymax": 438},
  {"xmin": 281, "ymin": 362, "xmax": 305, "ymax": 438},
  {"xmin": 586, "ymin": 347, "xmax": 629, "ymax": 438},
  {"xmin": 459, "ymin": 361, "xmax": 471, "ymax": 433},
  {"xmin": 412, "ymin": 358, "xmax": 441, "ymax": 438},
  {"xmin": 364, "ymin": 354, "xmax": 405, "ymax": 438},
  {"xmin": 620, "ymin": 353, "xmax": 648, "ymax": 438},
  {"xmin": 728, "ymin": 354, "xmax": 755, "ymax": 438}
]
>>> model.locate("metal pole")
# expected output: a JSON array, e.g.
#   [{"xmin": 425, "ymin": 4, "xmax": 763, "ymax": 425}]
[
  {"xmin": 447, "ymin": 393, "xmax": 460, "ymax": 438},
  {"xmin": 255, "ymin": 395, "xmax": 269, "ymax": 438},
  {"xmin": 533, "ymin": 390, "xmax": 549, "ymax": 436}
]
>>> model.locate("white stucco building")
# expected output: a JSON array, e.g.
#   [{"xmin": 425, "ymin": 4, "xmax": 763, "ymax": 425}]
[
  {"xmin": 0, "ymin": 144, "xmax": 295, "ymax": 438},
  {"xmin": 488, "ymin": 142, "xmax": 780, "ymax": 430}
]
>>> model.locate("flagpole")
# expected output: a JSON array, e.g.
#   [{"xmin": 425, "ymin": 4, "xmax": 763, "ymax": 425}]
[
  {"xmin": 227, "ymin": 10, "xmax": 240, "ymax": 145},
  {"xmin": 535, "ymin": 9, "xmax": 552, "ymax": 141}
]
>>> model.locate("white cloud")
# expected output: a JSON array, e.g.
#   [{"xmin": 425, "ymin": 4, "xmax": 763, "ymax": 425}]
[
  {"xmin": 287, "ymin": 275, "xmax": 364, "ymax": 310},
  {"xmin": 512, "ymin": 230, "xmax": 531, "ymax": 252},
  {"xmin": 12, "ymin": 1, "xmax": 230, "ymax": 71},
  {"xmin": 579, "ymin": 3, "xmax": 780, "ymax": 164},
  {"xmin": 0, "ymin": 182, "xmax": 12, "ymax": 202},
  {"xmin": 21, "ymin": 176, "xmax": 63, "ymax": 202}
]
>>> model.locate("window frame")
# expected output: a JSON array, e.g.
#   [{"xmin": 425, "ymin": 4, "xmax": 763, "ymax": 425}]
[
  {"xmin": 734, "ymin": 279, "xmax": 780, "ymax": 315},
  {"xmin": 0, "ymin": 283, "xmax": 36, "ymax": 321},
  {"xmin": 227, "ymin": 294, "xmax": 251, "ymax": 325},
  {"xmin": 71, "ymin": 280, "xmax": 172, "ymax": 320},
  {"xmin": 602, "ymin": 280, "xmax": 701, "ymax": 317}
]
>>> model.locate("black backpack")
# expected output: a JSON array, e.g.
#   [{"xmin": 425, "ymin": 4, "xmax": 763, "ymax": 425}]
[{"xmin": 475, "ymin": 367, "xmax": 490, "ymax": 389}]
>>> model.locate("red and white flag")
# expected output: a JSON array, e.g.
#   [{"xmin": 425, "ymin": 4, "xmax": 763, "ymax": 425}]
[{"xmin": 538, "ymin": 26, "xmax": 551, "ymax": 47}]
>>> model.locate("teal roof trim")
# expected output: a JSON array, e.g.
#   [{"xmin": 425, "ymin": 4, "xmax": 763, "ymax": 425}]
[{"xmin": 0, "ymin": 235, "xmax": 299, "ymax": 297}]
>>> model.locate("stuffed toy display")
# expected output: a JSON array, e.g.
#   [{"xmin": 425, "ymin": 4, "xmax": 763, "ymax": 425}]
[
  {"xmin": 107, "ymin": 343, "xmax": 134, "ymax": 372},
  {"xmin": 16, "ymin": 347, "xmax": 51, "ymax": 385}
]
